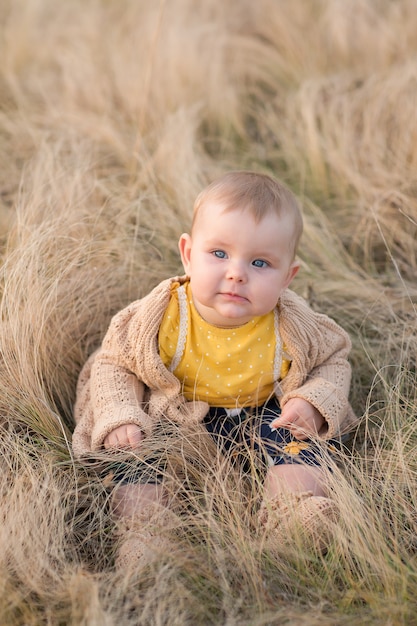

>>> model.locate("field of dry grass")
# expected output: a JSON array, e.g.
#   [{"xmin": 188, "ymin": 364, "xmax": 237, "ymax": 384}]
[{"xmin": 0, "ymin": 0, "xmax": 416, "ymax": 624}]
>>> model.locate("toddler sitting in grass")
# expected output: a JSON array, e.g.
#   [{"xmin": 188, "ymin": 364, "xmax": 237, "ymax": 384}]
[{"xmin": 72, "ymin": 171, "xmax": 358, "ymax": 567}]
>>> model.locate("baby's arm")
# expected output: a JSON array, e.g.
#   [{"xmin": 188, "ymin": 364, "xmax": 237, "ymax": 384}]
[
  {"xmin": 278, "ymin": 292, "xmax": 357, "ymax": 439},
  {"xmin": 88, "ymin": 358, "xmax": 153, "ymax": 450},
  {"xmin": 72, "ymin": 292, "xmax": 164, "ymax": 458},
  {"xmin": 270, "ymin": 398, "xmax": 326, "ymax": 440}
]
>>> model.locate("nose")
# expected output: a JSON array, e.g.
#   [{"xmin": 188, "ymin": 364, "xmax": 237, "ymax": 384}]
[{"xmin": 226, "ymin": 260, "xmax": 247, "ymax": 283}]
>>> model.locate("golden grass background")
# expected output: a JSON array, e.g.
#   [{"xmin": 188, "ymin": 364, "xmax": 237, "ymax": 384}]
[{"xmin": 0, "ymin": 0, "xmax": 416, "ymax": 623}]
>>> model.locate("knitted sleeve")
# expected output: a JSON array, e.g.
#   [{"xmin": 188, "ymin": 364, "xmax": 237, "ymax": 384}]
[
  {"xmin": 88, "ymin": 358, "xmax": 153, "ymax": 449},
  {"xmin": 279, "ymin": 292, "xmax": 358, "ymax": 439},
  {"xmin": 72, "ymin": 278, "xmax": 187, "ymax": 458},
  {"xmin": 72, "ymin": 301, "xmax": 155, "ymax": 458}
]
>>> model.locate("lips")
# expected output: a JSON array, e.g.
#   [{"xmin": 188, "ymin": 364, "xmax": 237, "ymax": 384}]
[{"xmin": 221, "ymin": 292, "xmax": 248, "ymax": 302}]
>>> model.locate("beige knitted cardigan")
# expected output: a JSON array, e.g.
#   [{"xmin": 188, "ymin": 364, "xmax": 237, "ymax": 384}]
[{"xmin": 72, "ymin": 276, "xmax": 358, "ymax": 458}]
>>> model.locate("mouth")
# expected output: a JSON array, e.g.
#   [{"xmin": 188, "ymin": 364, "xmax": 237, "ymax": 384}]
[{"xmin": 220, "ymin": 292, "xmax": 248, "ymax": 302}]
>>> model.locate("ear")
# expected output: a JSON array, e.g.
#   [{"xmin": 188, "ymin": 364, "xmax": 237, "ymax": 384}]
[
  {"xmin": 283, "ymin": 260, "xmax": 300, "ymax": 290},
  {"xmin": 178, "ymin": 233, "xmax": 192, "ymax": 275}
]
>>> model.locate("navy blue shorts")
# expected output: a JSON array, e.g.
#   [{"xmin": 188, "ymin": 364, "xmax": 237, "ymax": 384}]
[
  {"xmin": 204, "ymin": 397, "xmax": 338, "ymax": 469},
  {"xmin": 102, "ymin": 398, "xmax": 338, "ymax": 485}
]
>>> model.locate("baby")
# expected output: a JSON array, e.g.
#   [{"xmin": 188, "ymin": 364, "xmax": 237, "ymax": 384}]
[{"xmin": 73, "ymin": 171, "xmax": 358, "ymax": 566}]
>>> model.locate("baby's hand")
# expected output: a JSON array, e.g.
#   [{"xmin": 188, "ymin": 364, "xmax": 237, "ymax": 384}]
[
  {"xmin": 270, "ymin": 398, "xmax": 326, "ymax": 440},
  {"xmin": 103, "ymin": 424, "xmax": 145, "ymax": 449}
]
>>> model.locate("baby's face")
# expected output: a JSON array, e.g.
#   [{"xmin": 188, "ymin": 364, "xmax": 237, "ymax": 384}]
[{"xmin": 179, "ymin": 202, "xmax": 299, "ymax": 327}]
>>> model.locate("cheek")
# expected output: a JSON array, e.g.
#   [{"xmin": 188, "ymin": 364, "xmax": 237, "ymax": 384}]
[
  {"xmin": 197, "ymin": 259, "xmax": 219, "ymax": 280},
  {"xmin": 255, "ymin": 276, "xmax": 285, "ymax": 302},
  {"xmin": 191, "ymin": 265, "xmax": 215, "ymax": 292}
]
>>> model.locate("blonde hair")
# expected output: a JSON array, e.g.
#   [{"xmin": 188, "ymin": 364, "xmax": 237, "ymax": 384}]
[{"xmin": 192, "ymin": 171, "xmax": 303, "ymax": 256}]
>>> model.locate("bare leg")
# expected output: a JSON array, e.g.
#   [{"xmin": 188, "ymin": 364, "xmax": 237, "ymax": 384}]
[
  {"xmin": 259, "ymin": 464, "xmax": 337, "ymax": 553},
  {"xmin": 111, "ymin": 482, "xmax": 167, "ymax": 519},
  {"xmin": 111, "ymin": 482, "xmax": 177, "ymax": 569},
  {"xmin": 263, "ymin": 463, "xmax": 327, "ymax": 501}
]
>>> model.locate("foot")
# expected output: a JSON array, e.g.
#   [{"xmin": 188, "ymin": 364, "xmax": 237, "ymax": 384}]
[
  {"xmin": 258, "ymin": 491, "xmax": 339, "ymax": 554},
  {"xmin": 114, "ymin": 502, "xmax": 179, "ymax": 571}
]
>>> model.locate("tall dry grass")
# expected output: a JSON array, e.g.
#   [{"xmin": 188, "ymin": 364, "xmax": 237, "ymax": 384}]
[{"xmin": 0, "ymin": 0, "xmax": 416, "ymax": 623}]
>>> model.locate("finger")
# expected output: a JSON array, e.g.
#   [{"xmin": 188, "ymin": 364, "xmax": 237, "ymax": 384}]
[
  {"xmin": 127, "ymin": 428, "xmax": 144, "ymax": 447},
  {"xmin": 272, "ymin": 408, "xmax": 294, "ymax": 426},
  {"xmin": 270, "ymin": 417, "xmax": 291, "ymax": 430},
  {"xmin": 103, "ymin": 433, "xmax": 118, "ymax": 449},
  {"xmin": 288, "ymin": 420, "xmax": 313, "ymax": 439},
  {"xmin": 289, "ymin": 429, "xmax": 308, "ymax": 440},
  {"xmin": 280, "ymin": 406, "xmax": 301, "ymax": 422}
]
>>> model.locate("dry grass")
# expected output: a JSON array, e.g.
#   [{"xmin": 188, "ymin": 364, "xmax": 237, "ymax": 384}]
[{"xmin": 0, "ymin": 0, "xmax": 416, "ymax": 623}]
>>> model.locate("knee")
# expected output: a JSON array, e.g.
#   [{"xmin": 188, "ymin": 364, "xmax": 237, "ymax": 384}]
[
  {"xmin": 264, "ymin": 463, "xmax": 327, "ymax": 498},
  {"xmin": 111, "ymin": 482, "xmax": 166, "ymax": 519}
]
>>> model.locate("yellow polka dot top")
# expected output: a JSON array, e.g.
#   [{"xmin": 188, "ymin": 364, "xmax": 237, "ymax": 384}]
[{"xmin": 158, "ymin": 281, "xmax": 291, "ymax": 408}]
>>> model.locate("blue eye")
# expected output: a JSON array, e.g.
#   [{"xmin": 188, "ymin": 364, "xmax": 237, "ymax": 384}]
[
  {"xmin": 252, "ymin": 259, "xmax": 268, "ymax": 268},
  {"xmin": 213, "ymin": 250, "xmax": 227, "ymax": 259}
]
